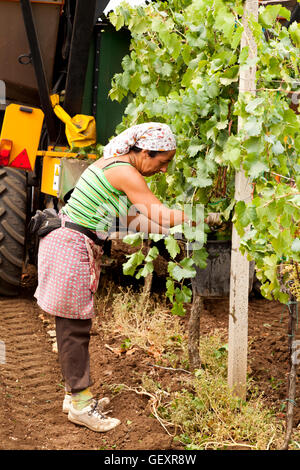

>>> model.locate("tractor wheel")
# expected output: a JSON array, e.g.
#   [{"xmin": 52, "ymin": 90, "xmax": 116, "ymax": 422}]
[{"xmin": 0, "ymin": 167, "xmax": 27, "ymax": 296}]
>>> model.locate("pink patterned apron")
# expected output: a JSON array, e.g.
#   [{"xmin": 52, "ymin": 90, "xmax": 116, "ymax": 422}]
[{"xmin": 34, "ymin": 212, "xmax": 105, "ymax": 319}]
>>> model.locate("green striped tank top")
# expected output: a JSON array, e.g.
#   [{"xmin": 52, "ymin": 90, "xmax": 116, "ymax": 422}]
[{"xmin": 62, "ymin": 161, "xmax": 132, "ymax": 232}]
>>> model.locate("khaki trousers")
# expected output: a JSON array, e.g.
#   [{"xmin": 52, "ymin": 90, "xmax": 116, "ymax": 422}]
[{"xmin": 55, "ymin": 316, "xmax": 92, "ymax": 393}]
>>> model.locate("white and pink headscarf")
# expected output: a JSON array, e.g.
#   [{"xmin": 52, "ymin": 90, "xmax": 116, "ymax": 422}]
[{"xmin": 103, "ymin": 122, "xmax": 176, "ymax": 159}]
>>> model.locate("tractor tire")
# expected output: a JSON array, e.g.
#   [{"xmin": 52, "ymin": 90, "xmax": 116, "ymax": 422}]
[{"xmin": 0, "ymin": 167, "xmax": 27, "ymax": 296}]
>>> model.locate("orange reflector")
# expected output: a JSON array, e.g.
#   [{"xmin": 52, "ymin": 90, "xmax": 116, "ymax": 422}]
[{"xmin": 0, "ymin": 139, "xmax": 13, "ymax": 166}]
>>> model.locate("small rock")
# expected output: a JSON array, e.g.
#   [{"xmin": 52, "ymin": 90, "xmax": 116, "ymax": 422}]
[
  {"xmin": 52, "ymin": 341, "xmax": 58, "ymax": 353},
  {"xmin": 39, "ymin": 314, "xmax": 50, "ymax": 325},
  {"xmin": 47, "ymin": 329, "xmax": 56, "ymax": 338}
]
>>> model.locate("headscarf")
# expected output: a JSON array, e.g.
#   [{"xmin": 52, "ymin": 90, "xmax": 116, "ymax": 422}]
[{"xmin": 103, "ymin": 122, "xmax": 176, "ymax": 159}]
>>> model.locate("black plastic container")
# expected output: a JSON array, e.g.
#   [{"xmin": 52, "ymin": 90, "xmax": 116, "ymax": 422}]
[{"xmin": 191, "ymin": 240, "xmax": 254, "ymax": 298}]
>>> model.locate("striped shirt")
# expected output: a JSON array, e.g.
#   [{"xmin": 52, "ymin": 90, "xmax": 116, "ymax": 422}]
[{"xmin": 62, "ymin": 162, "xmax": 132, "ymax": 232}]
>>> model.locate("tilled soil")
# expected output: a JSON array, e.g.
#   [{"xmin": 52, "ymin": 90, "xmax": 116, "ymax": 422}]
[
  {"xmin": 0, "ymin": 289, "xmax": 182, "ymax": 450},
  {"xmin": 0, "ymin": 266, "xmax": 299, "ymax": 450}
]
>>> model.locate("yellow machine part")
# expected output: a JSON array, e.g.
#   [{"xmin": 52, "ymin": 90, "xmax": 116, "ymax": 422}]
[
  {"xmin": 0, "ymin": 103, "xmax": 97, "ymax": 197},
  {"xmin": 0, "ymin": 104, "xmax": 44, "ymax": 171},
  {"xmin": 39, "ymin": 151, "xmax": 97, "ymax": 198},
  {"xmin": 50, "ymin": 94, "xmax": 96, "ymax": 148},
  {"xmin": 41, "ymin": 155, "xmax": 62, "ymax": 197}
]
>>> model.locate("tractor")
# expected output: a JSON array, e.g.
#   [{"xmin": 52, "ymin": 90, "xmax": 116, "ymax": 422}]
[{"xmin": 0, "ymin": 0, "xmax": 131, "ymax": 295}]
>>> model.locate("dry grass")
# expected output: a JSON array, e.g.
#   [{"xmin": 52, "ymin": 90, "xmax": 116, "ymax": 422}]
[
  {"xmin": 95, "ymin": 286, "xmax": 186, "ymax": 360},
  {"xmin": 159, "ymin": 371, "xmax": 286, "ymax": 450}
]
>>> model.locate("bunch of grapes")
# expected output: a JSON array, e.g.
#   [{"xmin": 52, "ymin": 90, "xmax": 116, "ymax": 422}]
[{"xmin": 280, "ymin": 263, "xmax": 300, "ymax": 302}]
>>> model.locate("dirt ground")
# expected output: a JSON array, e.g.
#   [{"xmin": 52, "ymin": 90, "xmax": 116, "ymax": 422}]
[{"xmin": 0, "ymin": 241, "xmax": 299, "ymax": 450}]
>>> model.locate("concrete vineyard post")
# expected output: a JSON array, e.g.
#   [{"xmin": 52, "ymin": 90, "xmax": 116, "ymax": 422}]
[{"xmin": 228, "ymin": 0, "xmax": 258, "ymax": 399}]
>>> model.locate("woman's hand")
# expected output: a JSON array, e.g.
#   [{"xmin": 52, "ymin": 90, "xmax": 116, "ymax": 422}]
[{"xmin": 204, "ymin": 213, "xmax": 223, "ymax": 227}]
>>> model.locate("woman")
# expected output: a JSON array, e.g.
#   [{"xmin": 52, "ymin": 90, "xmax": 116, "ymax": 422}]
[{"xmin": 34, "ymin": 122, "xmax": 191, "ymax": 433}]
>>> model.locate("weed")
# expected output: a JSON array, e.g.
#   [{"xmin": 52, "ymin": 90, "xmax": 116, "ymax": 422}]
[
  {"xmin": 99, "ymin": 286, "xmax": 185, "ymax": 361},
  {"xmin": 121, "ymin": 338, "xmax": 132, "ymax": 352},
  {"xmin": 269, "ymin": 376, "xmax": 283, "ymax": 391},
  {"xmin": 109, "ymin": 384, "xmax": 126, "ymax": 395}
]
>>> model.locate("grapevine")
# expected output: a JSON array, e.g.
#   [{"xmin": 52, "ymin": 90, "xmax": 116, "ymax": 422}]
[{"xmin": 107, "ymin": 0, "xmax": 300, "ymax": 310}]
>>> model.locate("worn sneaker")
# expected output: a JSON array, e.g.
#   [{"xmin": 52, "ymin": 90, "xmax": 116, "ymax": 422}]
[
  {"xmin": 63, "ymin": 394, "xmax": 110, "ymax": 414},
  {"xmin": 68, "ymin": 399, "xmax": 120, "ymax": 432}
]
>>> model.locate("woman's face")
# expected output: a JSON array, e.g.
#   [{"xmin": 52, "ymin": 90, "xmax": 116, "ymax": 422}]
[{"xmin": 134, "ymin": 149, "xmax": 176, "ymax": 177}]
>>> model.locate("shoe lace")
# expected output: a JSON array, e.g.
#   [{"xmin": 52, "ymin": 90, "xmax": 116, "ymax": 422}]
[{"xmin": 88, "ymin": 399, "xmax": 108, "ymax": 419}]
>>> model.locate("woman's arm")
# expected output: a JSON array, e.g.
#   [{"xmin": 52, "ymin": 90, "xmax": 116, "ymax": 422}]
[
  {"xmin": 122, "ymin": 212, "xmax": 170, "ymax": 234},
  {"xmin": 110, "ymin": 166, "xmax": 189, "ymax": 228}
]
